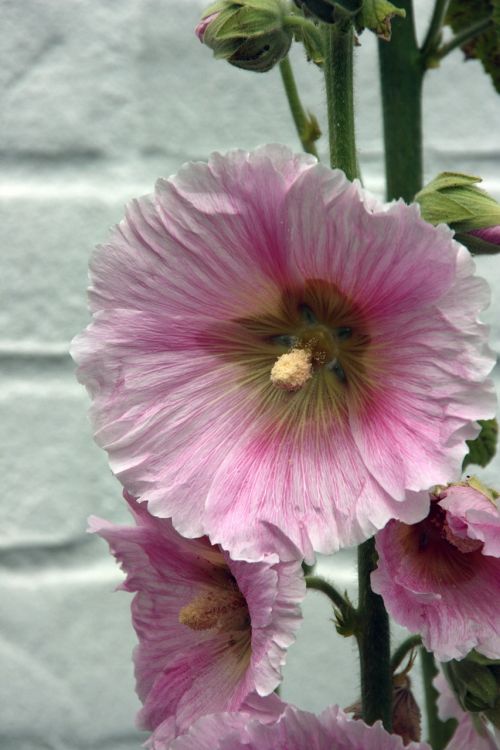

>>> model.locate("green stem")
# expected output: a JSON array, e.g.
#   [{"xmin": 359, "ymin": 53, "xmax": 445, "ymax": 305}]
[
  {"xmin": 420, "ymin": 648, "xmax": 457, "ymax": 750},
  {"xmin": 279, "ymin": 57, "xmax": 319, "ymax": 157},
  {"xmin": 323, "ymin": 22, "xmax": 358, "ymax": 179},
  {"xmin": 391, "ymin": 635, "xmax": 422, "ymax": 673},
  {"xmin": 305, "ymin": 575, "xmax": 347, "ymax": 611},
  {"xmin": 421, "ymin": 0, "xmax": 451, "ymax": 59},
  {"xmin": 434, "ymin": 17, "xmax": 492, "ymax": 62},
  {"xmin": 378, "ymin": 1, "xmax": 423, "ymax": 200},
  {"xmin": 356, "ymin": 538, "xmax": 392, "ymax": 729}
]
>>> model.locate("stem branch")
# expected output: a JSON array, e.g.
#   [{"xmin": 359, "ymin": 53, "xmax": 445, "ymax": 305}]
[
  {"xmin": 279, "ymin": 57, "xmax": 319, "ymax": 157},
  {"xmin": 434, "ymin": 17, "xmax": 492, "ymax": 63},
  {"xmin": 421, "ymin": 0, "xmax": 451, "ymax": 59},
  {"xmin": 306, "ymin": 575, "xmax": 348, "ymax": 611},
  {"xmin": 391, "ymin": 635, "xmax": 422, "ymax": 673}
]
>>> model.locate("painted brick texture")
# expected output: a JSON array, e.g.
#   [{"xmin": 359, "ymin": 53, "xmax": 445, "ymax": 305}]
[{"xmin": 1, "ymin": 0, "xmax": 500, "ymax": 747}]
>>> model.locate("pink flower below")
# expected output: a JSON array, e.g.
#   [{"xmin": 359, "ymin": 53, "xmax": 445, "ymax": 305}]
[
  {"xmin": 72, "ymin": 145, "xmax": 495, "ymax": 560},
  {"xmin": 154, "ymin": 703, "xmax": 431, "ymax": 750},
  {"xmin": 90, "ymin": 494, "xmax": 304, "ymax": 742},
  {"xmin": 372, "ymin": 480, "xmax": 500, "ymax": 661}
]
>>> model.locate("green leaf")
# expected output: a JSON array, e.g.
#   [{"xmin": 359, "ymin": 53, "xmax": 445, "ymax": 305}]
[
  {"xmin": 463, "ymin": 418, "xmax": 498, "ymax": 470},
  {"xmin": 446, "ymin": 0, "xmax": 500, "ymax": 93},
  {"xmin": 358, "ymin": 0, "xmax": 406, "ymax": 41}
]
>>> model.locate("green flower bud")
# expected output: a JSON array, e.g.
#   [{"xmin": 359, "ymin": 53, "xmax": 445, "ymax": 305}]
[
  {"xmin": 443, "ymin": 654, "xmax": 500, "ymax": 728},
  {"xmin": 196, "ymin": 0, "xmax": 293, "ymax": 73},
  {"xmin": 415, "ymin": 172, "xmax": 500, "ymax": 255}
]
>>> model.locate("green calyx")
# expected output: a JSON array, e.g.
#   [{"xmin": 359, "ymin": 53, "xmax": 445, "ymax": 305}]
[
  {"xmin": 443, "ymin": 656, "xmax": 500, "ymax": 728},
  {"xmin": 416, "ymin": 172, "xmax": 500, "ymax": 241},
  {"xmin": 200, "ymin": 0, "xmax": 293, "ymax": 72},
  {"xmin": 356, "ymin": 0, "xmax": 406, "ymax": 41}
]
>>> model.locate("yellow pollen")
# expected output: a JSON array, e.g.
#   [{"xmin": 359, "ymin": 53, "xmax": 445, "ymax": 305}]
[
  {"xmin": 270, "ymin": 348, "xmax": 312, "ymax": 392},
  {"xmin": 179, "ymin": 588, "xmax": 249, "ymax": 632}
]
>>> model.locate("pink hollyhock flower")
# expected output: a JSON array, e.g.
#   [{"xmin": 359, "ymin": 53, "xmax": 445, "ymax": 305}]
[
  {"xmin": 372, "ymin": 479, "xmax": 500, "ymax": 661},
  {"xmin": 434, "ymin": 672, "xmax": 499, "ymax": 750},
  {"xmin": 151, "ymin": 703, "xmax": 430, "ymax": 750},
  {"xmin": 72, "ymin": 145, "xmax": 495, "ymax": 560},
  {"xmin": 89, "ymin": 493, "xmax": 304, "ymax": 741}
]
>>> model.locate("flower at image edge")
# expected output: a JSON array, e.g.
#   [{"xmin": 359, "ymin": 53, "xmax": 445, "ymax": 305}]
[
  {"xmin": 372, "ymin": 479, "xmax": 500, "ymax": 661},
  {"xmin": 89, "ymin": 494, "xmax": 303, "ymax": 742},
  {"xmin": 152, "ymin": 703, "xmax": 431, "ymax": 750},
  {"xmin": 72, "ymin": 145, "xmax": 496, "ymax": 560}
]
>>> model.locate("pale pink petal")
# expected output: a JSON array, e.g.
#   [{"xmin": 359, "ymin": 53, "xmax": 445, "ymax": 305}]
[
  {"xmin": 73, "ymin": 145, "xmax": 495, "ymax": 559},
  {"xmin": 160, "ymin": 704, "xmax": 431, "ymax": 750}
]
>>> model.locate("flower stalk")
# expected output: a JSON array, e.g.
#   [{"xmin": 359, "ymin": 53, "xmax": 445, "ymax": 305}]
[
  {"xmin": 279, "ymin": 57, "xmax": 319, "ymax": 157},
  {"xmin": 323, "ymin": 20, "xmax": 358, "ymax": 179},
  {"xmin": 356, "ymin": 538, "xmax": 392, "ymax": 729},
  {"xmin": 378, "ymin": 0, "xmax": 423, "ymax": 200},
  {"xmin": 420, "ymin": 648, "xmax": 457, "ymax": 750}
]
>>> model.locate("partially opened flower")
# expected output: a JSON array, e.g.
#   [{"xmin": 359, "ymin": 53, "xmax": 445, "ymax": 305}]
[
  {"xmin": 157, "ymin": 703, "xmax": 430, "ymax": 750},
  {"xmin": 434, "ymin": 671, "xmax": 499, "ymax": 750},
  {"xmin": 90, "ymin": 494, "xmax": 304, "ymax": 741},
  {"xmin": 72, "ymin": 145, "xmax": 495, "ymax": 559},
  {"xmin": 372, "ymin": 479, "xmax": 500, "ymax": 661}
]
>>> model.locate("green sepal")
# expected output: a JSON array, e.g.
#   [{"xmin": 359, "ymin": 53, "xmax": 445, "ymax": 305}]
[
  {"xmin": 446, "ymin": 0, "xmax": 500, "ymax": 93},
  {"xmin": 333, "ymin": 592, "xmax": 359, "ymax": 637},
  {"xmin": 467, "ymin": 650, "xmax": 500, "ymax": 667},
  {"xmin": 447, "ymin": 659, "xmax": 498, "ymax": 713},
  {"xmin": 357, "ymin": 0, "xmax": 406, "ymax": 40},
  {"xmin": 455, "ymin": 232, "xmax": 500, "ymax": 255},
  {"xmin": 286, "ymin": 13, "xmax": 325, "ymax": 64},
  {"xmin": 416, "ymin": 171, "xmax": 500, "ymax": 232},
  {"xmin": 463, "ymin": 419, "xmax": 498, "ymax": 470}
]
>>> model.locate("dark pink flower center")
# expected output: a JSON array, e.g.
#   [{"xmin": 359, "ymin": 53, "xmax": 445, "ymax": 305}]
[
  {"xmin": 397, "ymin": 498, "xmax": 484, "ymax": 586},
  {"xmin": 209, "ymin": 278, "xmax": 375, "ymax": 430}
]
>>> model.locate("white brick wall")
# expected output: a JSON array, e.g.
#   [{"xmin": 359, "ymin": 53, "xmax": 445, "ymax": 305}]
[{"xmin": 1, "ymin": 1, "xmax": 500, "ymax": 747}]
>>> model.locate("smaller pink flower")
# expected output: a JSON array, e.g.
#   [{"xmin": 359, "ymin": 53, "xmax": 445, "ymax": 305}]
[
  {"xmin": 372, "ymin": 480, "xmax": 500, "ymax": 661},
  {"xmin": 90, "ymin": 494, "xmax": 304, "ymax": 742},
  {"xmin": 434, "ymin": 672, "xmax": 499, "ymax": 750},
  {"xmin": 154, "ymin": 704, "xmax": 430, "ymax": 750}
]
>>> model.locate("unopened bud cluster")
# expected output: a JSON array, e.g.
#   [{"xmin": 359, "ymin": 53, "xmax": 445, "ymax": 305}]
[
  {"xmin": 416, "ymin": 172, "xmax": 500, "ymax": 255},
  {"xmin": 196, "ymin": 0, "xmax": 293, "ymax": 72}
]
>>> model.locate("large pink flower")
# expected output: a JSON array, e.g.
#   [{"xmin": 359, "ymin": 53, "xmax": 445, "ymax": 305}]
[
  {"xmin": 372, "ymin": 480, "xmax": 500, "ymax": 661},
  {"xmin": 90, "ymin": 494, "xmax": 304, "ymax": 741},
  {"xmin": 434, "ymin": 672, "xmax": 499, "ymax": 750},
  {"xmin": 72, "ymin": 145, "xmax": 495, "ymax": 559},
  {"xmin": 153, "ymin": 704, "xmax": 430, "ymax": 750}
]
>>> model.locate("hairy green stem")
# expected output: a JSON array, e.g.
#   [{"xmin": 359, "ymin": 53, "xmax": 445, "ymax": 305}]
[
  {"xmin": 421, "ymin": 0, "xmax": 451, "ymax": 59},
  {"xmin": 420, "ymin": 649, "xmax": 457, "ymax": 749},
  {"xmin": 356, "ymin": 538, "xmax": 392, "ymax": 729},
  {"xmin": 378, "ymin": 1, "xmax": 423, "ymax": 200},
  {"xmin": 305, "ymin": 575, "xmax": 347, "ymax": 611},
  {"xmin": 323, "ymin": 22, "xmax": 358, "ymax": 179},
  {"xmin": 391, "ymin": 635, "xmax": 422, "ymax": 673},
  {"xmin": 434, "ymin": 17, "xmax": 492, "ymax": 62},
  {"xmin": 279, "ymin": 57, "xmax": 319, "ymax": 157}
]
